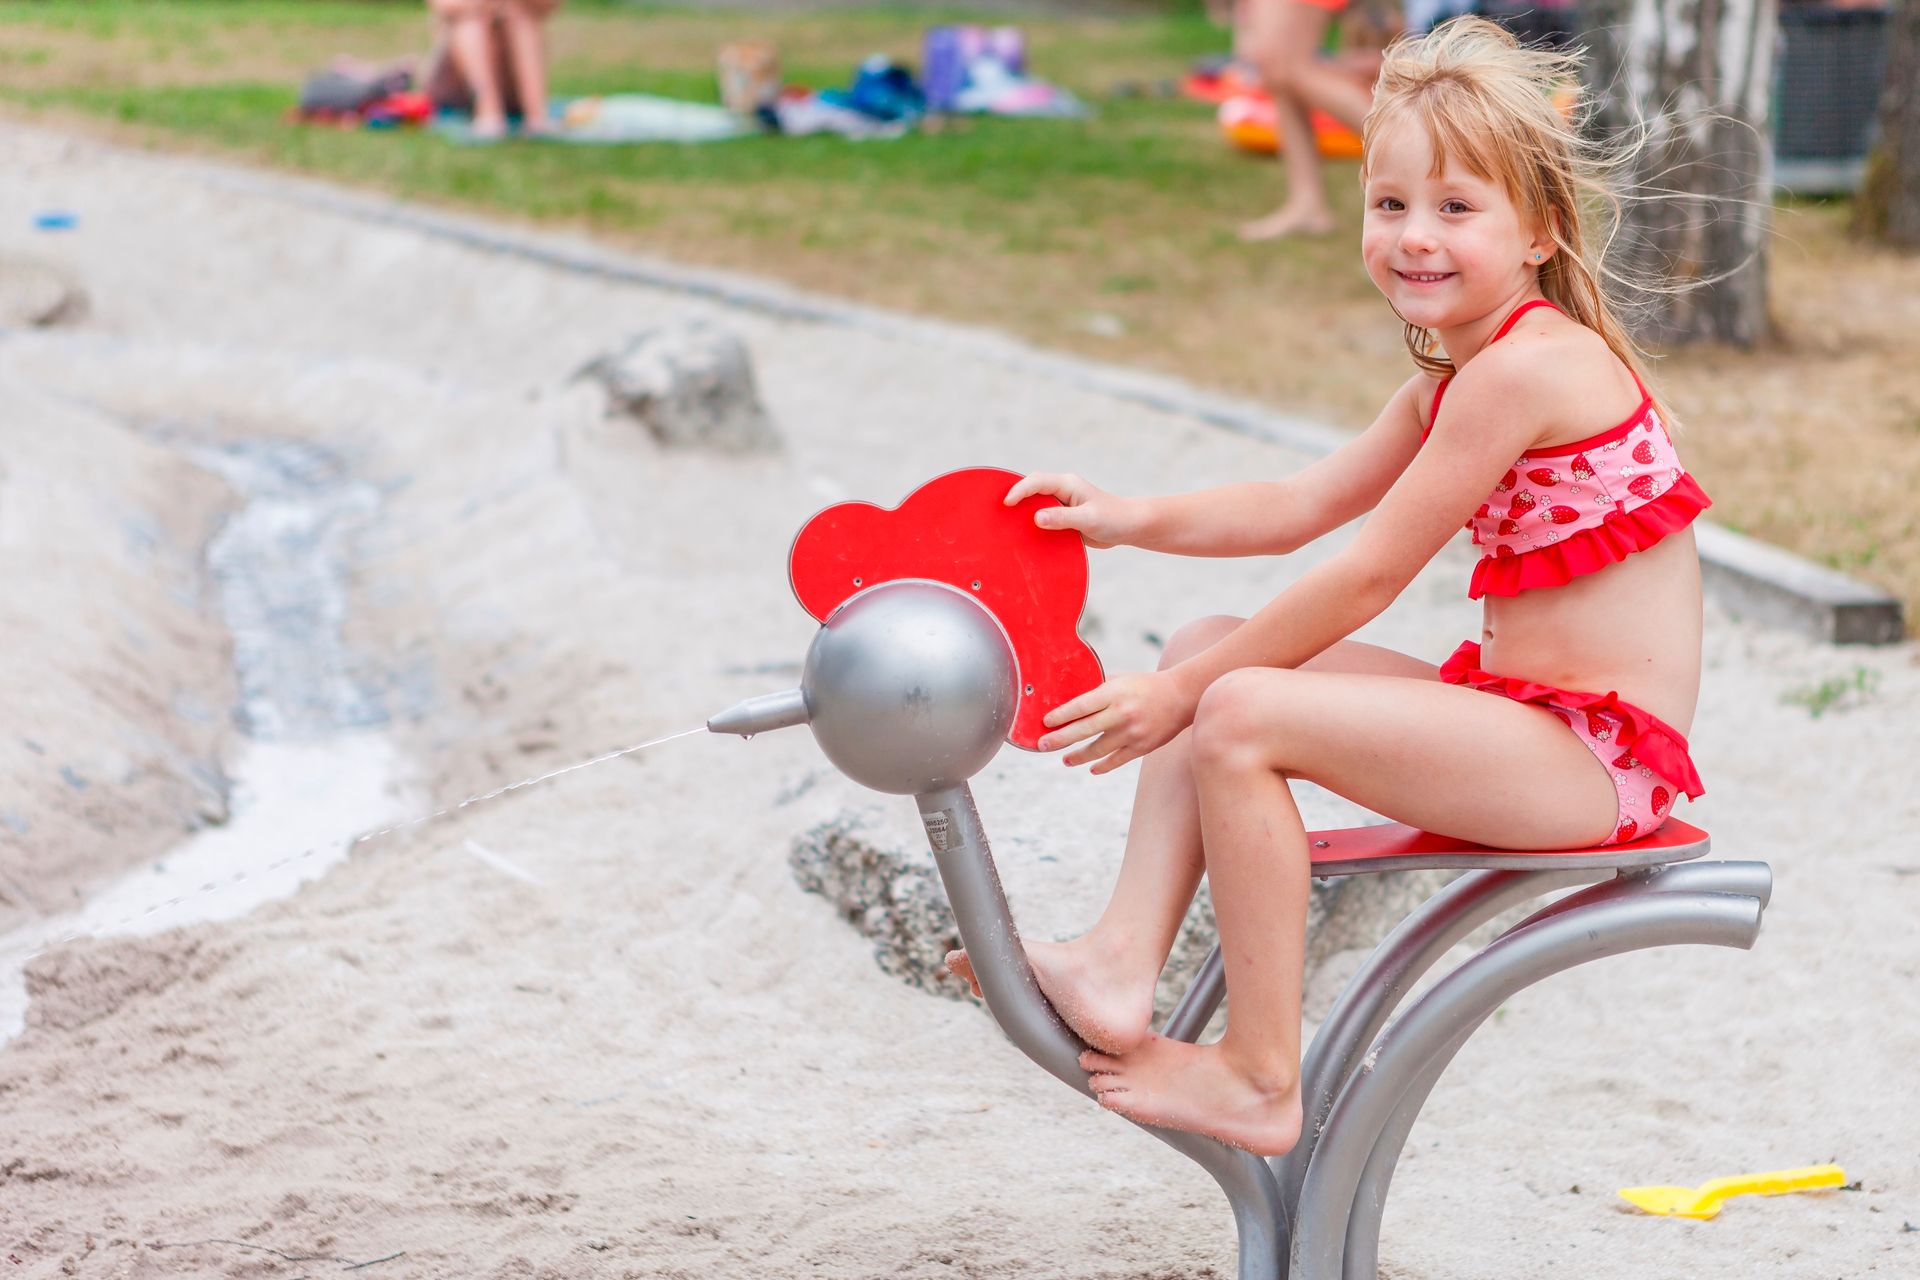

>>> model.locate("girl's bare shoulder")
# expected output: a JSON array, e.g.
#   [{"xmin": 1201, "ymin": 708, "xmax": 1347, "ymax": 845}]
[
  {"xmin": 1462, "ymin": 310, "xmax": 1641, "ymax": 437},
  {"xmin": 1520, "ymin": 307, "xmax": 1635, "ymax": 388}
]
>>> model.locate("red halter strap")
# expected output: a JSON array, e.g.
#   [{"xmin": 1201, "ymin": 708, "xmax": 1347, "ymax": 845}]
[
  {"xmin": 1426, "ymin": 298, "xmax": 1565, "ymax": 434},
  {"xmin": 1488, "ymin": 297, "xmax": 1561, "ymax": 343}
]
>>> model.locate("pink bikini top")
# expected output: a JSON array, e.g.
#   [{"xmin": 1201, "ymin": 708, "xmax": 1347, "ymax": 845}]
[{"xmin": 1425, "ymin": 300, "xmax": 1712, "ymax": 600}]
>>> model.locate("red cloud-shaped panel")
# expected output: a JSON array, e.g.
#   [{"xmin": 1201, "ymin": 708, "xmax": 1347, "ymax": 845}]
[{"xmin": 788, "ymin": 467, "xmax": 1104, "ymax": 751}]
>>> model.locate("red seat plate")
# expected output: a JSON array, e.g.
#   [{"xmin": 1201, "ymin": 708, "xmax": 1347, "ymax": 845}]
[{"xmin": 1307, "ymin": 817, "xmax": 1709, "ymax": 878}]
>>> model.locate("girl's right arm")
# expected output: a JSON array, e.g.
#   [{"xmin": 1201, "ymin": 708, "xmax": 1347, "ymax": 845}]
[{"xmin": 1007, "ymin": 374, "xmax": 1431, "ymax": 557}]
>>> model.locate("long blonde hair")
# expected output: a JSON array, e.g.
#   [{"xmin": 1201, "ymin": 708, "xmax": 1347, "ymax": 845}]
[{"xmin": 1361, "ymin": 18, "xmax": 1664, "ymax": 414}]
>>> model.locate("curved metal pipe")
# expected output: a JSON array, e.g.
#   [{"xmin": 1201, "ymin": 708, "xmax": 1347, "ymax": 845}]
[
  {"xmin": 1340, "ymin": 865, "xmax": 1770, "ymax": 1278},
  {"xmin": 1290, "ymin": 889, "xmax": 1764, "ymax": 1279},
  {"xmin": 1271, "ymin": 867, "xmax": 1604, "ymax": 1208},
  {"xmin": 1511, "ymin": 860, "xmax": 1772, "ymax": 936},
  {"xmin": 1163, "ymin": 945, "xmax": 1226, "ymax": 1044},
  {"xmin": 917, "ymin": 786, "xmax": 1286, "ymax": 1280}
]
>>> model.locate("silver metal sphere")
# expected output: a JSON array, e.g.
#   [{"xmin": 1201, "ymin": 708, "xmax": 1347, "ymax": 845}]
[{"xmin": 802, "ymin": 580, "xmax": 1018, "ymax": 795}]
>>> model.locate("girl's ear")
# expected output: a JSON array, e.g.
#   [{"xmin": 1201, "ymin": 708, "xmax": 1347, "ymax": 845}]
[{"xmin": 1528, "ymin": 209, "xmax": 1564, "ymax": 267}]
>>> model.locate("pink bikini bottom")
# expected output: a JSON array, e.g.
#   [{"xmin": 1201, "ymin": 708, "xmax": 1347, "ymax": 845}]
[{"xmin": 1440, "ymin": 641, "xmax": 1706, "ymax": 846}]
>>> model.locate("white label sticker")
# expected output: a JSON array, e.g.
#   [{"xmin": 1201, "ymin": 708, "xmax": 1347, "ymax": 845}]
[{"xmin": 923, "ymin": 809, "xmax": 956, "ymax": 852}]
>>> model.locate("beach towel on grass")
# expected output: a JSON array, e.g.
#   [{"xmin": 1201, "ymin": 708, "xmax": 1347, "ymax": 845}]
[
  {"xmin": 556, "ymin": 95, "xmax": 757, "ymax": 143},
  {"xmin": 436, "ymin": 94, "xmax": 757, "ymax": 144}
]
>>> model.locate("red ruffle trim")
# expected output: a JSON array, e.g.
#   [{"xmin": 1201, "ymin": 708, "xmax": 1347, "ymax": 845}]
[
  {"xmin": 1440, "ymin": 641, "xmax": 1706, "ymax": 800},
  {"xmin": 1469, "ymin": 473, "xmax": 1712, "ymax": 600}
]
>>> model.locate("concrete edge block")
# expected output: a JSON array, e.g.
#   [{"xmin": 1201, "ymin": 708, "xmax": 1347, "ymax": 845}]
[{"xmin": 1694, "ymin": 522, "xmax": 1905, "ymax": 645}]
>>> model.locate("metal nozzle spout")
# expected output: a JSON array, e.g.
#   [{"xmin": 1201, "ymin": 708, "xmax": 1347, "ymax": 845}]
[{"xmin": 706, "ymin": 687, "xmax": 811, "ymax": 737}]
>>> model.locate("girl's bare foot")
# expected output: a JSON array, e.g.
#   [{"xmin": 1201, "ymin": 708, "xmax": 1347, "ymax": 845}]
[
  {"xmin": 1236, "ymin": 204, "xmax": 1337, "ymax": 242},
  {"xmin": 943, "ymin": 937, "xmax": 1155, "ymax": 1054},
  {"xmin": 1079, "ymin": 1037, "xmax": 1304, "ymax": 1157}
]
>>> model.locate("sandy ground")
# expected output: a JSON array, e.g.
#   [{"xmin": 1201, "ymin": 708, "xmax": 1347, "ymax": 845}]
[
  {"xmin": 0, "ymin": 370, "xmax": 234, "ymax": 929},
  {"xmin": 2, "ymin": 118, "xmax": 1918, "ymax": 1279}
]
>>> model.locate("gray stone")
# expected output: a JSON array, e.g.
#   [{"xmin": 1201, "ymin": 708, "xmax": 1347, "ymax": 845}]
[
  {"xmin": 790, "ymin": 802, "xmax": 1457, "ymax": 1019},
  {"xmin": 1306, "ymin": 867, "xmax": 1460, "ymax": 966},
  {"xmin": 789, "ymin": 810, "xmax": 960, "ymax": 997},
  {"xmin": 577, "ymin": 320, "xmax": 779, "ymax": 453},
  {"xmin": 0, "ymin": 255, "xmax": 87, "ymax": 329}
]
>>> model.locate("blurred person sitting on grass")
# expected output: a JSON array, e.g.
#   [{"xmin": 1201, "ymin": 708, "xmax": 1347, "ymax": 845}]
[{"xmin": 425, "ymin": 0, "xmax": 561, "ymax": 140}]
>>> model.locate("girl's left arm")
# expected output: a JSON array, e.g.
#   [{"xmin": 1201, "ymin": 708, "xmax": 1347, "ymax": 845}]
[{"xmin": 1042, "ymin": 348, "xmax": 1554, "ymax": 772}]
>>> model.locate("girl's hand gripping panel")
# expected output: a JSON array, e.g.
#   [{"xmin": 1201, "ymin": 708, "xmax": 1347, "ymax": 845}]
[{"xmin": 788, "ymin": 467, "xmax": 1104, "ymax": 751}]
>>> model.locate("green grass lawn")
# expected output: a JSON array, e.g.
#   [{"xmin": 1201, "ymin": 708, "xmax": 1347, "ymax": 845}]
[
  {"xmin": 0, "ymin": 1, "xmax": 1386, "ymax": 406},
  {"xmin": 0, "ymin": 1, "xmax": 1247, "ymax": 228},
  {"xmin": 3, "ymin": 0, "xmax": 1917, "ymax": 630}
]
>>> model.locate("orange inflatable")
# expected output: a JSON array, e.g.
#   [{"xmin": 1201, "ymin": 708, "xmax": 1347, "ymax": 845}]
[
  {"xmin": 1218, "ymin": 93, "xmax": 1363, "ymax": 160},
  {"xmin": 1181, "ymin": 65, "xmax": 1265, "ymax": 105}
]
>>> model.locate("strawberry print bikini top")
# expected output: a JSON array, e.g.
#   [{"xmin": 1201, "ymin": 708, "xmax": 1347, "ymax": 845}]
[{"xmin": 1425, "ymin": 299, "xmax": 1712, "ymax": 600}]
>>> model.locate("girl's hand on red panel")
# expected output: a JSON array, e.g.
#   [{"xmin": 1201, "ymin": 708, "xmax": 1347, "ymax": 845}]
[
  {"xmin": 1004, "ymin": 473, "xmax": 1143, "ymax": 550},
  {"xmin": 1036, "ymin": 670, "xmax": 1195, "ymax": 774}
]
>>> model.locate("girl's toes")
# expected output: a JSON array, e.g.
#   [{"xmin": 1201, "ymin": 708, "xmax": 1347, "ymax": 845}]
[
  {"xmin": 1079, "ymin": 1050, "xmax": 1122, "ymax": 1073},
  {"xmin": 943, "ymin": 950, "xmax": 982, "ymax": 997}
]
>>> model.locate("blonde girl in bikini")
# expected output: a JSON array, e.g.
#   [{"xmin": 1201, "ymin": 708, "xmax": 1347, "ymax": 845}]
[{"xmin": 949, "ymin": 17, "xmax": 1710, "ymax": 1155}]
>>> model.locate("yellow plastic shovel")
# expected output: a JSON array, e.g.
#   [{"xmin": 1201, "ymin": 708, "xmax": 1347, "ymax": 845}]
[{"xmin": 1618, "ymin": 1164, "xmax": 1847, "ymax": 1219}]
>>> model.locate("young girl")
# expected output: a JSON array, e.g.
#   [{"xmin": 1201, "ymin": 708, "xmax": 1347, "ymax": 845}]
[{"xmin": 948, "ymin": 17, "xmax": 1710, "ymax": 1156}]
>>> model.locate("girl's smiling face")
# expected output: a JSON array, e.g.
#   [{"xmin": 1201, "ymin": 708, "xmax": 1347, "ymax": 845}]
[{"xmin": 1360, "ymin": 117, "xmax": 1550, "ymax": 337}]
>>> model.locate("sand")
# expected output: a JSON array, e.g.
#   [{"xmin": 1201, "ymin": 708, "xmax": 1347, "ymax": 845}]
[{"xmin": 1, "ymin": 117, "xmax": 1917, "ymax": 1279}]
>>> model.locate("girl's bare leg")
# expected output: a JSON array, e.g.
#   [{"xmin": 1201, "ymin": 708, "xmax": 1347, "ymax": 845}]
[
  {"xmin": 947, "ymin": 620, "xmax": 1438, "ymax": 1053},
  {"xmin": 439, "ymin": 7, "xmax": 509, "ymax": 139},
  {"xmin": 1237, "ymin": 0, "xmax": 1375, "ymax": 242},
  {"xmin": 500, "ymin": 0, "xmax": 554, "ymax": 134},
  {"xmin": 1082, "ymin": 667, "xmax": 1618, "ymax": 1155},
  {"xmin": 1238, "ymin": 88, "xmax": 1333, "ymax": 243},
  {"xmin": 1278, "ymin": 27, "xmax": 1375, "ymax": 129},
  {"xmin": 947, "ymin": 615, "xmax": 1232, "ymax": 1051},
  {"xmin": 1238, "ymin": 0, "xmax": 1336, "ymax": 240}
]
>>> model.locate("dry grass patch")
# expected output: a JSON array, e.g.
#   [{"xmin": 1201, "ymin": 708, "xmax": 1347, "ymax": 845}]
[{"xmin": 1663, "ymin": 201, "xmax": 1920, "ymax": 600}]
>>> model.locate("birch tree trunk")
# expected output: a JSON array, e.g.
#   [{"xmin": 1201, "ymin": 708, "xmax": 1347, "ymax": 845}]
[
  {"xmin": 1580, "ymin": 0, "xmax": 1778, "ymax": 346},
  {"xmin": 1857, "ymin": 0, "xmax": 1920, "ymax": 248}
]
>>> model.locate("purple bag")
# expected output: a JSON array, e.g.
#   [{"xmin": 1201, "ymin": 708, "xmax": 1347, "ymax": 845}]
[{"xmin": 922, "ymin": 25, "xmax": 1025, "ymax": 112}]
